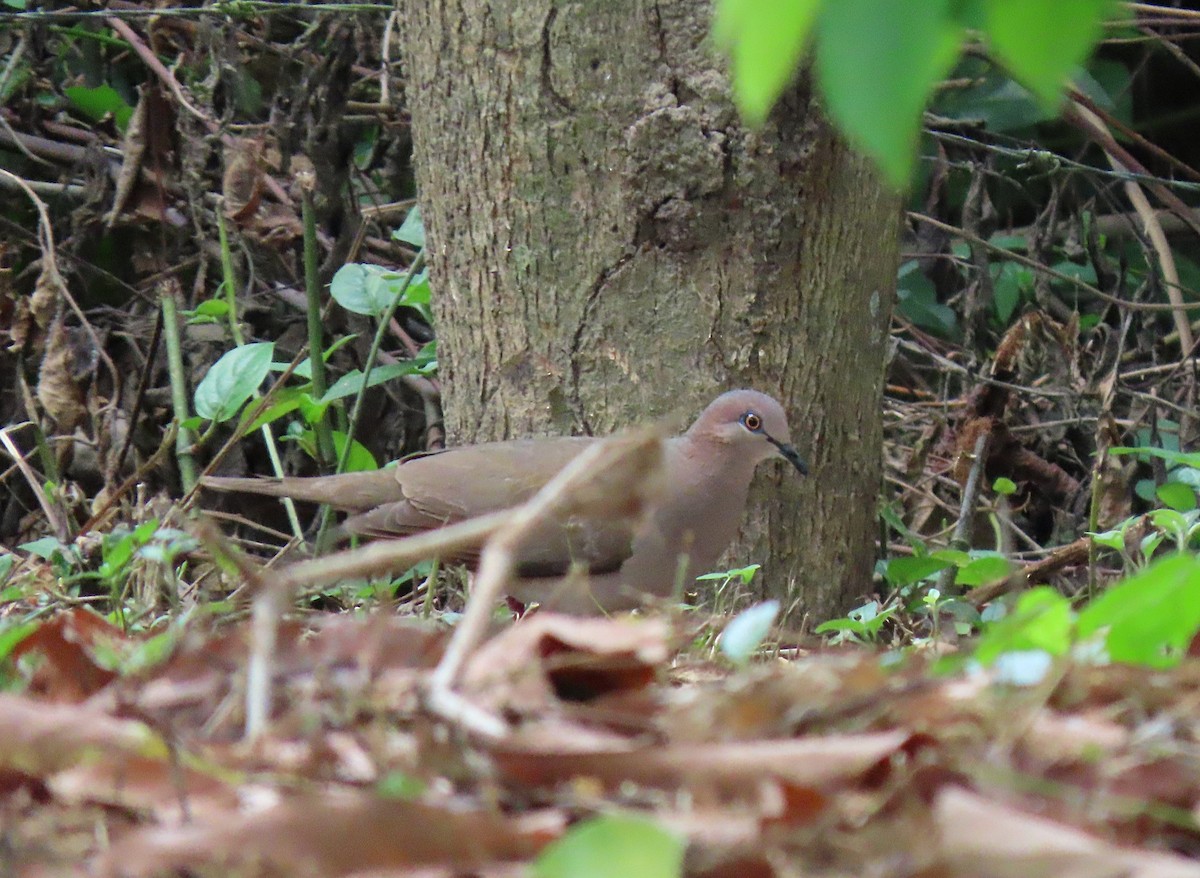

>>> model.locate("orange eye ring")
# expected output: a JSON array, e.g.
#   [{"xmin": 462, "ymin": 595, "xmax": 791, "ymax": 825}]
[{"xmin": 742, "ymin": 412, "xmax": 762, "ymax": 431}]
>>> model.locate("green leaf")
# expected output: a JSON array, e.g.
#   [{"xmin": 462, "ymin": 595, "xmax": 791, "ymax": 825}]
[
  {"xmin": 1158, "ymin": 482, "xmax": 1197, "ymax": 513},
  {"xmin": 974, "ymin": 586, "xmax": 1073, "ymax": 665},
  {"xmin": 376, "ymin": 771, "xmax": 426, "ymax": 800},
  {"xmin": 814, "ymin": 617, "xmax": 868, "ymax": 636},
  {"xmin": 19, "ymin": 536, "xmax": 72, "ymax": 561},
  {"xmin": 534, "ymin": 814, "xmax": 684, "ymax": 878},
  {"xmin": 184, "ymin": 298, "xmax": 231, "ymax": 324},
  {"xmin": 954, "ymin": 555, "xmax": 1012, "ymax": 587},
  {"xmin": 394, "ymin": 206, "xmax": 425, "ymax": 248},
  {"xmin": 720, "ymin": 600, "xmax": 780, "ymax": 665},
  {"xmin": 713, "ymin": 0, "xmax": 822, "ymax": 126},
  {"xmin": 320, "ymin": 361, "xmax": 434, "ymax": 405},
  {"xmin": 0, "ymin": 621, "xmax": 36, "ymax": 662},
  {"xmin": 1088, "ymin": 525, "xmax": 1128, "ymax": 551},
  {"xmin": 696, "ymin": 563, "xmax": 760, "ymax": 584},
  {"xmin": 1112, "ymin": 445, "xmax": 1200, "ymax": 470},
  {"xmin": 816, "ymin": 0, "xmax": 963, "ymax": 187},
  {"xmin": 64, "ymin": 84, "xmax": 134, "ymax": 130},
  {"xmin": 194, "ymin": 342, "xmax": 274, "ymax": 423},
  {"xmin": 885, "ymin": 555, "xmax": 952, "ymax": 587},
  {"xmin": 896, "ymin": 261, "xmax": 957, "ymax": 336},
  {"xmin": 238, "ymin": 387, "xmax": 305, "ymax": 435},
  {"xmin": 932, "ymin": 62, "xmax": 1050, "ymax": 133},
  {"xmin": 991, "ymin": 261, "xmax": 1033, "ymax": 324},
  {"xmin": 982, "ymin": 0, "xmax": 1116, "ymax": 107},
  {"xmin": 993, "ymin": 477, "xmax": 1017, "ymax": 495},
  {"xmin": 1077, "ymin": 553, "xmax": 1200, "ymax": 669},
  {"xmin": 330, "ymin": 263, "xmax": 424, "ymax": 318},
  {"xmin": 327, "ymin": 431, "xmax": 377, "ymax": 473}
]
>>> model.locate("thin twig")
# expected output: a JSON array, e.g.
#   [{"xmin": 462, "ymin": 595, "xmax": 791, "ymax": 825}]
[
  {"xmin": 0, "ymin": 426, "xmax": 69, "ymax": 543},
  {"xmin": 936, "ymin": 432, "xmax": 990, "ymax": 594}
]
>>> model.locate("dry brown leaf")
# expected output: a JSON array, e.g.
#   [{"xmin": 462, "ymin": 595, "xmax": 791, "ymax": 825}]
[
  {"xmin": 93, "ymin": 791, "xmax": 556, "ymax": 877},
  {"xmin": 49, "ymin": 753, "xmax": 238, "ymax": 824},
  {"xmin": 105, "ymin": 86, "xmax": 149, "ymax": 228},
  {"xmin": 12, "ymin": 608, "xmax": 123, "ymax": 701},
  {"xmin": 36, "ymin": 320, "xmax": 96, "ymax": 432},
  {"xmin": 460, "ymin": 613, "xmax": 671, "ymax": 713},
  {"xmin": 934, "ymin": 786, "xmax": 1200, "ymax": 878},
  {"xmin": 0, "ymin": 693, "xmax": 166, "ymax": 778},
  {"xmin": 1020, "ymin": 710, "xmax": 1128, "ymax": 765},
  {"xmin": 491, "ymin": 731, "xmax": 912, "ymax": 793},
  {"xmin": 222, "ymin": 137, "xmax": 264, "ymax": 222}
]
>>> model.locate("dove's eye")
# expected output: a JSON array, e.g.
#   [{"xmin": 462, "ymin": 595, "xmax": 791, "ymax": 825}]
[{"xmin": 741, "ymin": 412, "xmax": 763, "ymax": 432}]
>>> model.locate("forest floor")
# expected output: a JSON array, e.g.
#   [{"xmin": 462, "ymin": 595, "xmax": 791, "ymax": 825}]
[{"xmin": 6, "ymin": 3, "xmax": 1200, "ymax": 877}]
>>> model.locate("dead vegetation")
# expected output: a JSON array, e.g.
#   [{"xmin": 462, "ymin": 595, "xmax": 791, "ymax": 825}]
[{"xmin": 4, "ymin": 2, "xmax": 1200, "ymax": 876}]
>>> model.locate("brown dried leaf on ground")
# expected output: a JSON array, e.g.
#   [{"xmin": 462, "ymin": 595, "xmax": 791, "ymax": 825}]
[
  {"xmin": 49, "ymin": 752, "xmax": 238, "ymax": 825},
  {"xmin": 0, "ymin": 693, "xmax": 166, "ymax": 777},
  {"xmin": 934, "ymin": 786, "xmax": 1200, "ymax": 878},
  {"xmin": 459, "ymin": 613, "xmax": 672, "ymax": 714},
  {"xmin": 490, "ymin": 731, "xmax": 913, "ymax": 797},
  {"xmin": 94, "ymin": 791, "xmax": 557, "ymax": 877},
  {"xmin": 11, "ymin": 608, "xmax": 124, "ymax": 701}
]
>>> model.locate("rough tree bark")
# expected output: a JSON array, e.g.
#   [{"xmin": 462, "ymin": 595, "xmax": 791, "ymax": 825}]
[{"xmin": 399, "ymin": 0, "xmax": 898, "ymax": 620}]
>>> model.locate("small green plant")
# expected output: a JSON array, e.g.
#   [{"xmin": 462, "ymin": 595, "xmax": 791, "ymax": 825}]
[
  {"xmin": 533, "ymin": 813, "xmax": 683, "ymax": 878},
  {"xmin": 970, "ymin": 552, "xmax": 1200, "ymax": 678},
  {"xmin": 191, "ymin": 215, "xmax": 435, "ymax": 477},
  {"xmin": 815, "ymin": 599, "xmax": 899, "ymax": 644}
]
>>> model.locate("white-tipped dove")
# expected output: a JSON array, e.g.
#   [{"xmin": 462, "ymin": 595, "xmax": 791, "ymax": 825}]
[{"xmin": 203, "ymin": 389, "xmax": 807, "ymax": 612}]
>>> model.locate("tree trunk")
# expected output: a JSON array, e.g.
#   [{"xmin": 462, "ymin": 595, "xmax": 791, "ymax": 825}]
[{"xmin": 399, "ymin": 0, "xmax": 898, "ymax": 621}]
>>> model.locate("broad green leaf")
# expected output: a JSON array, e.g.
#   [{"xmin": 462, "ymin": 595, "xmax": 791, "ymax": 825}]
[
  {"xmin": 1112, "ymin": 445, "xmax": 1200, "ymax": 470},
  {"xmin": 720, "ymin": 600, "xmax": 780, "ymax": 664},
  {"xmin": 534, "ymin": 814, "xmax": 684, "ymax": 878},
  {"xmin": 184, "ymin": 298, "xmax": 231, "ymax": 323},
  {"xmin": 932, "ymin": 61, "xmax": 1050, "ymax": 133},
  {"xmin": 0, "ymin": 621, "xmax": 36, "ymax": 662},
  {"xmin": 394, "ymin": 206, "xmax": 425, "ymax": 248},
  {"xmin": 816, "ymin": 0, "xmax": 963, "ymax": 187},
  {"xmin": 1158, "ymin": 482, "xmax": 1197, "ymax": 513},
  {"xmin": 64, "ymin": 84, "xmax": 134, "ymax": 129},
  {"xmin": 329, "ymin": 431, "xmax": 377, "ymax": 473},
  {"xmin": 814, "ymin": 617, "xmax": 869, "ymax": 636},
  {"xmin": 713, "ymin": 0, "xmax": 821, "ymax": 126},
  {"xmin": 993, "ymin": 477, "xmax": 1017, "ymax": 495},
  {"xmin": 991, "ymin": 261, "xmax": 1033, "ymax": 324},
  {"xmin": 931, "ymin": 549, "xmax": 971, "ymax": 567},
  {"xmin": 982, "ymin": 0, "xmax": 1116, "ymax": 107},
  {"xmin": 697, "ymin": 563, "xmax": 760, "ymax": 584},
  {"xmin": 330, "ymin": 263, "xmax": 429, "ymax": 319},
  {"xmin": 896, "ymin": 261, "xmax": 957, "ymax": 336},
  {"xmin": 320, "ymin": 361, "xmax": 434, "ymax": 405},
  {"xmin": 330, "ymin": 264, "xmax": 393, "ymax": 317},
  {"xmin": 194, "ymin": 342, "xmax": 274, "ymax": 423},
  {"xmin": 1077, "ymin": 552, "xmax": 1200, "ymax": 668},
  {"xmin": 19, "ymin": 536, "xmax": 72, "ymax": 561},
  {"xmin": 1088, "ymin": 525, "xmax": 1128, "ymax": 551},
  {"xmin": 885, "ymin": 555, "xmax": 952, "ymax": 587},
  {"xmin": 974, "ymin": 586, "xmax": 1073, "ymax": 665},
  {"xmin": 955, "ymin": 555, "xmax": 1012, "ymax": 587}
]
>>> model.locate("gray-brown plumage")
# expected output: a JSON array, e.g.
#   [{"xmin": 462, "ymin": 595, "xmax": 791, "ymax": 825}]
[{"xmin": 202, "ymin": 389, "xmax": 806, "ymax": 612}]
